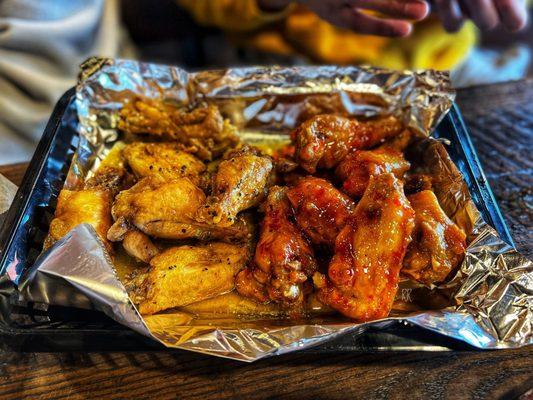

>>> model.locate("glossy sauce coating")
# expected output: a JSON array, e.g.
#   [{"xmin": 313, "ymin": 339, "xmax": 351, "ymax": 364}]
[
  {"xmin": 286, "ymin": 176, "xmax": 355, "ymax": 247},
  {"xmin": 315, "ymin": 173, "xmax": 415, "ymax": 321}
]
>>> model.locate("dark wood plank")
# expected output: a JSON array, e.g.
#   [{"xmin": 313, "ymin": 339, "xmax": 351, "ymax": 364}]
[
  {"xmin": 0, "ymin": 80, "xmax": 531, "ymax": 400},
  {"xmin": 0, "ymin": 162, "xmax": 27, "ymax": 187}
]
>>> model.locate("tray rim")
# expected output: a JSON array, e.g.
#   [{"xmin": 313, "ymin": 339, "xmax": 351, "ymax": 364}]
[{"xmin": 0, "ymin": 88, "xmax": 514, "ymax": 352}]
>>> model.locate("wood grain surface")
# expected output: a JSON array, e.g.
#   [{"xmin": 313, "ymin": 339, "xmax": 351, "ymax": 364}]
[{"xmin": 0, "ymin": 80, "xmax": 531, "ymax": 400}]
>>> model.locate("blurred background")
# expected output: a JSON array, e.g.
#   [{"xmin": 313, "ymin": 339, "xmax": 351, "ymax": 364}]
[{"xmin": 0, "ymin": 0, "xmax": 531, "ymax": 164}]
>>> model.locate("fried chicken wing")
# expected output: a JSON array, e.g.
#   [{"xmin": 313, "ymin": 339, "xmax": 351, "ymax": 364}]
[
  {"xmin": 286, "ymin": 176, "xmax": 355, "ymax": 247},
  {"xmin": 130, "ymin": 242, "xmax": 249, "ymax": 315},
  {"xmin": 123, "ymin": 142, "xmax": 205, "ymax": 185},
  {"xmin": 108, "ymin": 175, "xmax": 252, "ymax": 245},
  {"xmin": 236, "ymin": 186, "xmax": 318, "ymax": 311},
  {"xmin": 314, "ymin": 173, "xmax": 415, "ymax": 321},
  {"xmin": 291, "ymin": 115, "xmax": 403, "ymax": 173},
  {"xmin": 402, "ymin": 190, "xmax": 467, "ymax": 285},
  {"xmin": 335, "ymin": 147, "xmax": 410, "ymax": 198},
  {"xmin": 118, "ymin": 100, "xmax": 239, "ymax": 160},
  {"xmin": 47, "ymin": 189, "xmax": 112, "ymax": 250},
  {"xmin": 122, "ymin": 230, "xmax": 160, "ymax": 264},
  {"xmin": 196, "ymin": 147, "xmax": 274, "ymax": 227}
]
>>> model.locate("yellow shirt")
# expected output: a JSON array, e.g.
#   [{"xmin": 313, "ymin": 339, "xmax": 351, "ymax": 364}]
[{"xmin": 176, "ymin": 0, "xmax": 477, "ymax": 71}]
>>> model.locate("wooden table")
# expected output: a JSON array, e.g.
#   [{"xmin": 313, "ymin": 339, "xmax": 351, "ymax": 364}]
[{"xmin": 0, "ymin": 80, "xmax": 531, "ymax": 400}]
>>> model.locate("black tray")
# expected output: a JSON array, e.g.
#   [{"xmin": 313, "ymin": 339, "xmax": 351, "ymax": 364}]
[{"xmin": 0, "ymin": 89, "xmax": 513, "ymax": 353}]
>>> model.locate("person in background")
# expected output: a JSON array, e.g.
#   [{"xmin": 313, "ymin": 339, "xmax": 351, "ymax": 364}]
[
  {"xmin": 176, "ymin": 0, "xmax": 528, "ymax": 71},
  {"xmin": 0, "ymin": 0, "xmax": 529, "ymax": 164}
]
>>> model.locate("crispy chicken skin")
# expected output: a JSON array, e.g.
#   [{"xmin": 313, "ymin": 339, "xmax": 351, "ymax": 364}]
[
  {"xmin": 123, "ymin": 142, "xmax": 205, "ymax": 185},
  {"xmin": 197, "ymin": 147, "xmax": 274, "ymax": 227},
  {"xmin": 122, "ymin": 230, "xmax": 160, "ymax": 264},
  {"xmin": 314, "ymin": 173, "xmax": 415, "ymax": 321},
  {"xmin": 335, "ymin": 147, "xmax": 410, "ymax": 198},
  {"xmin": 108, "ymin": 175, "xmax": 251, "ymax": 245},
  {"xmin": 402, "ymin": 190, "xmax": 467, "ymax": 285},
  {"xmin": 291, "ymin": 115, "xmax": 403, "ymax": 173},
  {"xmin": 286, "ymin": 176, "xmax": 355, "ymax": 247},
  {"xmin": 118, "ymin": 100, "xmax": 239, "ymax": 161},
  {"xmin": 236, "ymin": 186, "xmax": 318, "ymax": 311},
  {"xmin": 132, "ymin": 242, "xmax": 249, "ymax": 315},
  {"xmin": 47, "ymin": 189, "xmax": 112, "ymax": 250}
]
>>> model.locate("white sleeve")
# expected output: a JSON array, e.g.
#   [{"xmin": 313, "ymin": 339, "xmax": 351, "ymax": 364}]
[{"xmin": 0, "ymin": 0, "xmax": 129, "ymax": 164}]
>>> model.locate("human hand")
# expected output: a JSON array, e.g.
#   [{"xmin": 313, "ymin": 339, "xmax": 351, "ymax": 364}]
[
  {"xmin": 433, "ymin": 0, "xmax": 528, "ymax": 32},
  {"xmin": 257, "ymin": 0, "xmax": 430, "ymax": 37}
]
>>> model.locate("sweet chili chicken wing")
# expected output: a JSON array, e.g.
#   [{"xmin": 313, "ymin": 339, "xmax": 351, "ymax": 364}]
[
  {"xmin": 108, "ymin": 175, "xmax": 252, "ymax": 248},
  {"xmin": 118, "ymin": 100, "xmax": 239, "ymax": 161},
  {"xmin": 130, "ymin": 242, "xmax": 249, "ymax": 315},
  {"xmin": 335, "ymin": 147, "xmax": 410, "ymax": 198},
  {"xmin": 123, "ymin": 142, "xmax": 205, "ymax": 185},
  {"xmin": 196, "ymin": 146, "xmax": 274, "ymax": 227},
  {"xmin": 291, "ymin": 114, "xmax": 403, "ymax": 173},
  {"xmin": 402, "ymin": 190, "xmax": 467, "ymax": 285},
  {"xmin": 236, "ymin": 186, "xmax": 318, "ymax": 312},
  {"xmin": 286, "ymin": 176, "xmax": 355, "ymax": 247},
  {"xmin": 314, "ymin": 173, "xmax": 415, "ymax": 321}
]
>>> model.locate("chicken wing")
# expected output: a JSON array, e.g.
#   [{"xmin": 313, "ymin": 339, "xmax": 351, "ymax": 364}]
[
  {"xmin": 108, "ymin": 174, "xmax": 252, "ymax": 245},
  {"xmin": 286, "ymin": 176, "xmax": 355, "ymax": 247},
  {"xmin": 196, "ymin": 146, "xmax": 274, "ymax": 227},
  {"xmin": 402, "ymin": 190, "xmax": 467, "ymax": 285},
  {"xmin": 335, "ymin": 147, "xmax": 410, "ymax": 198},
  {"xmin": 236, "ymin": 186, "xmax": 318, "ymax": 312},
  {"xmin": 130, "ymin": 242, "xmax": 249, "ymax": 315},
  {"xmin": 291, "ymin": 114, "xmax": 403, "ymax": 173},
  {"xmin": 118, "ymin": 99, "xmax": 239, "ymax": 160},
  {"xmin": 123, "ymin": 142, "xmax": 205, "ymax": 185},
  {"xmin": 314, "ymin": 173, "xmax": 415, "ymax": 321},
  {"xmin": 47, "ymin": 189, "xmax": 113, "ymax": 251}
]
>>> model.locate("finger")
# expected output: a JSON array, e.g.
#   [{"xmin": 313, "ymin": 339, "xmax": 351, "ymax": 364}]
[
  {"xmin": 348, "ymin": 0, "xmax": 429, "ymax": 20},
  {"xmin": 435, "ymin": 0, "xmax": 465, "ymax": 32},
  {"xmin": 334, "ymin": 7, "xmax": 413, "ymax": 37},
  {"xmin": 462, "ymin": 0, "xmax": 499, "ymax": 30},
  {"xmin": 494, "ymin": 0, "xmax": 528, "ymax": 31}
]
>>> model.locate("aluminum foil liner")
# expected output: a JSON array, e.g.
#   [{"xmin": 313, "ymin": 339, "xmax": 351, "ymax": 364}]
[{"xmin": 16, "ymin": 58, "xmax": 533, "ymax": 361}]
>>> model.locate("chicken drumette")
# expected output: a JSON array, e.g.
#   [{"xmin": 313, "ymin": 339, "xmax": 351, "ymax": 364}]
[
  {"xmin": 196, "ymin": 146, "xmax": 274, "ymax": 227},
  {"xmin": 291, "ymin": 114, "xmax": 403, "ymax": 173},
  {"xmin": 402, "ymin": 190, "xmax": 467, "ymax": 285},
  {"xmin": 314, "ymin": 173, "xmax": 415, "ymax": 321},
  {"xmin": 286, "ymin": 176, "xmax": 355, "ymax": 247},
  {"xmin": 236, "ymin": 186, "xmax": 318, "ymax": 312}
]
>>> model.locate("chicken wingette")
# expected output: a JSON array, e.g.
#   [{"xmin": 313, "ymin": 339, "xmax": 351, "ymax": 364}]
[
  {"xmin": 107, "ymin": 174, "xmax": 253, "ymax": 258},
  {"xmin": 123, "ymin": 142, "xmax": 206, "ymax": 185},
  {"xmin": 402, "ymin": 190, "xmax": 467, "ymax": 285},
  {"xmin": 291, "ymin": 114, "xmax": 403, "ymax": 173},
  {"xmin": 118, "ymin": 100, "xmax": 239, "ymax": 161},
  {"xmin": 236, "ymin": 186, "xmax": 318, "ymax": 313},
  {"xmin": 286, "ymin": 176, "xmax": 355, "ymax": 247},
  {"xmin": 314, "ymin": 173, "xmax": 415, "ymax": 321},
  {"xmin": 335, "ymin": 147, "xmax": 410, "ymax": 198},
  {"xmin": 130, "ymin": 242, "xmax": 249, "ymax": 315}
]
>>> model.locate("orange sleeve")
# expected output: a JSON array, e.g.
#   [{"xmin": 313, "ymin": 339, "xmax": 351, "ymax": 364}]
[{"xmin": 176, "ymin": 0, "xmax": 293, "ymax": 32}]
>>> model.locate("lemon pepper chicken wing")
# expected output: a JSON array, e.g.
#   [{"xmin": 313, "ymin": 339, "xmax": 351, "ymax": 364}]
[
  {"xmin": 286, "ymin": 176, "xmax": 355, "ymax": 247},
  {"xmin": 119, "ymin": 100, "xmax": 239, "ymax": 161},
  {"xmin": 123, "ymin": 142, "xmax": 206, "ymax": 185},
  {"xmin": 108, "ymin": 175, "xmax": 252, "ymax": 247},
  {"xmin": 402, "ymin": 190, "xmax": 467, "ymax": 285},
  {"xmin": 335, "ymin": 147, "xmax": 410, "ymax": 198},
  {"xmin": 236, "ymin": 186, "xmax": 318, "ymax": 311},
  {"xmin": 291, "ymin": 114, "xmax": 403, "ymax": 173},
  {"xmin": 197, "ymin": 147, "xmax": 274, "ymax": 227},
  {"xmin": 314, "ymin": 173, "xmax": 415, "ymax": 321},
  {"xmin": 130, "ymin": 242, "xmax": 250, "ymax": 315}
]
